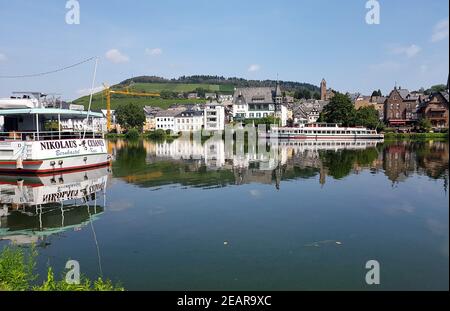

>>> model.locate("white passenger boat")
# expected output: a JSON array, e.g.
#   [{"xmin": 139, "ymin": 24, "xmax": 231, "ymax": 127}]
[
  {"xmin": 263, "ymin": 123, "xmax": 384, "ymax": 140},
  {"xmin": 0, "ymin": 92, "xmax": 110, "ymax": 174}
]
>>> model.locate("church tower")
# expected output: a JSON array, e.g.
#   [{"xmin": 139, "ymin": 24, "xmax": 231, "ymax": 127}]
[{"xmin": 320, "ymin": 78, "xmax": 327, "ymax": 101}]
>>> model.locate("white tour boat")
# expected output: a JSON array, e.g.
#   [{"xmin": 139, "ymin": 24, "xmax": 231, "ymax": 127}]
[
  {"xmin": 263, "ymin": 123, "xmax": 384, "ymax": 140},
  {"xmin": 0, "ymin": 92, "xmax": 110, "ymax": 174}
]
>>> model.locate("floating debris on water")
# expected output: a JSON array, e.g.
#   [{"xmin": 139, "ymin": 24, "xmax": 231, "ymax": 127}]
[{"xmin": 304, "ymin": 240, "xmax": 343, "ymax": 248}]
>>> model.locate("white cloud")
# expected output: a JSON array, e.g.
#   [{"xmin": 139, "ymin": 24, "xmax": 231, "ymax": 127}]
[
  {"xmin": 105, "ymin": 49, "xmax": 129, "ymax": 63},
  {"xmin": 389, "ymin": 44, "xmax": 421, "ymax": 58},
  {"xmin": 145, "ymin": 48, "xmax": 163, "ymax": 56},
  {"xmin": 431, "ymin": 19, "xmax": 449, "ymax": 43},
  {"xmin": 248, "ymin": 64, "xmax": 261, "ymax": 72},
  {"xmin": 0, "ymin": 53, "xmax": 7, "ymax": 62},
  {"xmin": 77, "ymin": 85, "xmax": 105, "ymax": 97}
]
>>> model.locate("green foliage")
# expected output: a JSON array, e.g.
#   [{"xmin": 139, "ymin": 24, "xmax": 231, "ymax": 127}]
[
  {"xmin": 145, "ymin": 129, "xmax": 169, "ymax": 140},
  {"xmin": 33, "ymin": 267, "xmax": 124, "ymax": 291},
  {"xmin": 354, "ymin": 106, "xmax": 380, "ymax": 129},
  {"xmin": 194, "ymin": 87, "xmax": 208, "ymax": 98},
  {"xmin": 313, "ymin": 92, "xmax": 321, "ymax": 100},
  {"xmin": 115, "ymin": 103, "xmax": 146, "ymax": 131},
  {"xmin": 159, "ymin": 90, "xmax": 179, "ymax": 99},
  {"xmin": 243, "ymin": 116, "xmax": 280, "ymax": 127},
  {"xmin": 371, "ymin": 89, "xmax": 382, "ymax": 97},
  {"xmin": 417, "ymin": 118, "xmax": 432, "ymax": 132},
  {"xmin": 125, "ymin": 128, "xmax": 140, "ymax": 140},
  {"xmin": 0, "ymin": 246, "xmax": 123, "ymax": 291},
  {"xmin": 294, "ymin": 89, "xmax": 312, "ymax": 100},
  {"xmin": 425, "ymin": 84, "xmax": 447, "ymax": 95},
  {"xmin": 383, "ymin": 132, "xmax": 448, "ymax": 140},
  {"xmin": 0, "ymin": 246, "xmax": 37, "ymax": 291},
  {"xmin": 321, "ymin": 93, "xmax": 355, "ymax": 126}
]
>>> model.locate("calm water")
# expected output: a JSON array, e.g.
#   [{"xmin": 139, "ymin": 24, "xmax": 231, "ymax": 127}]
[{"xmin": 1, "ymin": 139, "xmax": 448, "ymax": 290}]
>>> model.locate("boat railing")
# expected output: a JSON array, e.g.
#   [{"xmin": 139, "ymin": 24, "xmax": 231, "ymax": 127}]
[{"xmin": 0, "ymin": 131, "xmax": 104, "ymax": 141}]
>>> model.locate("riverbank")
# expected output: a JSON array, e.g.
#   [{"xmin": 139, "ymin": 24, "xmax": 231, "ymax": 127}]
[
  {"xmin": 106, "ymin": 131, "xmax": 449, "ymax": 142},
  {"xmin": 383, "ymin": 132, "xmax": 448, "ymax": 140}
]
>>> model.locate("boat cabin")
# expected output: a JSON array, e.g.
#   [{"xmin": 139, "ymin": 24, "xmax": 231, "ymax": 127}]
[{"xmin": 0, "ymin": 92, "xmax": 105, "ymax": 141}]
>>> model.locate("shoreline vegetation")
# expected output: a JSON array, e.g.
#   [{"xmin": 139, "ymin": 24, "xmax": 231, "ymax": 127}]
[
  {"xmin": 105, "ymin": 130, "xmax": 449, "ymax": 141},
  {"xmin": 0, "ymin": 246, "xmax": 124, "ymax": 291}
]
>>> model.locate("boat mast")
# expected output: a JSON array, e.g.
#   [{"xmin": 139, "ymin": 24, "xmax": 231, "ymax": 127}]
[{"xmin": 83, "ymin": 57, "xmax": 99, "ymax": 139}]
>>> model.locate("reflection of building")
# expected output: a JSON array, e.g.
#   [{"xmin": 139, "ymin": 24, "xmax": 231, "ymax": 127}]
[
  {"xmin": 383, "ymin": 142, "xmax": 417, "ymax": 183},
  {"xmin": 111, "ymin": 138, "xmax": 448, "ymax": 192}
]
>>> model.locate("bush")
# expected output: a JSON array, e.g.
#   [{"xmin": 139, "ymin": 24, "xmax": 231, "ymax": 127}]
[
  {"xmin": 0, "ymin": 246, "xmax": 124, "ymax": 291},
  {"xmin": 125, "ymin": 128, "xmax": 140, "ymax": 140}
]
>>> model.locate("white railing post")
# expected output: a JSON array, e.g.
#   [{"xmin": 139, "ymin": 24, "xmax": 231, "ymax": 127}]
[{"xmin": 36, "ymin": 114, "xmax": 40, "ymax": 140}]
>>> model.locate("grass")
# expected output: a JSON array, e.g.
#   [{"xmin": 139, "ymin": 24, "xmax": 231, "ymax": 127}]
[
  {"xmin": 0, "ymin": 246, "xmax": 124, "ymax": 291},
  {"xmin": 73, "ymin": 82, "xmax": 234, "ymax": 111},
  {"xmin": 384, "ymin": 132, "xmax": 449, "ymax": 140}
]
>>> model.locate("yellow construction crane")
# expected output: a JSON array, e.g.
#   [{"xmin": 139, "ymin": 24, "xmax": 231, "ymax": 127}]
[{"xmin": 102, "ymin": 83, "xmax": 160, "ymax": 131}]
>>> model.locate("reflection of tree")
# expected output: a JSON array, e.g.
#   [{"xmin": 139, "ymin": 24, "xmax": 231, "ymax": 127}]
[
  {"xmin": 415, "ymin": 141, "xmax": 449, "ymax": 180},
  {"xmin": 319, "ymin": 148, "xmax": 379, "ymax": 179},
  {"xmin": 110, "ymin": 139, "xmax": 448, "ymax": 191},
  {"xmin": 112, "ymin": 141, "xmax": 148, "ymax": 176},
  {"xmin": 382, "ymin": 141, "xmax": 449, "ymax": 190}
]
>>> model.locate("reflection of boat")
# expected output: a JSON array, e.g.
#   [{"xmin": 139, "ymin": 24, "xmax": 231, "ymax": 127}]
[
  {"xmin": 0, "ymin": 166, "xmax": 109, "ymax": 244},
  {"xmin": 0, "ymin": 92, "xmax": 110, "ymax": 173},
  {"xmin": 269, "ymin": 139, "xmax": 383, "ymax": 151},
  {"xmin": 264, "ymin": 123, "xmax": 384, "ymax": 140}
]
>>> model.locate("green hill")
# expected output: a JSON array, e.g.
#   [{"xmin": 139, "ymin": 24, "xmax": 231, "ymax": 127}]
[
  {"xmin": 73, "ymin": 83, "xmax": 227, "ymax": 111},
  {"xmin": 73, "ymin": 75, "xmax": 319, "ymax": 111}
]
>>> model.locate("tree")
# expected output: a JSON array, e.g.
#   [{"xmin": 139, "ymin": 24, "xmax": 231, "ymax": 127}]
[
  {"xmin": 194, "ymin": 87, "xmax": 208, "ymax": 98},
  {"xmin": 354, "ymin": 106, "xmax": 379, "ymax": 129},
  {"xmin": 115, "ymin": 103, "xmax": 146, "ymax": 131},
  {"xmin": 303, "ymin": 89, "xmax": 311, "ymax": 100},
  {"xmin": 294, "ymin": 89, "xmax": 312, "ymax": 100},
  {"xmin": 320, "ymin": 93, "xmax": 355, "ymax": 126},
  {"xmin": 313, "ymin": 92, "xmax": 321, "ymax": 100},
  {"xmin": 418, "ymin": 118, "xmax": 432, "ymax": 132},
  {"xmin": 294, "ymin": 89, "xmax": 304, "ymax": 99},
  {"xmin": 371, "ymin": 89, "xmax": 382, "ymax": 97},
  {"xmin": 425, "ymin": 84, "xmax": 447, "ymax": 95}
]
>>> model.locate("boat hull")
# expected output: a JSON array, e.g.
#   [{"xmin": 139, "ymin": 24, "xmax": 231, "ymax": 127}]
[
  {"xmin": 262, "ymin": 134, "xmax": 384, "ymax": 140},
  {"xmin": 0, "ymin": 138, "xmax": 110, "ymax": 174}
]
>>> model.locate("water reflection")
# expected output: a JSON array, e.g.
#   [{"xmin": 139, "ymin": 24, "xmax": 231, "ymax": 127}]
[
  {"xmin": 0, "ymin": 166, "xmax": 110, "ymax": 245},
  {"xmin": 109, "ymin": 139, "xmax": 449, "ymax": 192}
]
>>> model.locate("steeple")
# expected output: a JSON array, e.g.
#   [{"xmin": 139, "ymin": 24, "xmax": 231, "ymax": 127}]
[{"xmin": 320, "ymin": 78, "xmax": 327, "ymax": 101}]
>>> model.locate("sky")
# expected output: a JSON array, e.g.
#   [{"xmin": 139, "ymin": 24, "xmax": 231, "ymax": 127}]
[{"xmin": 0, "ymin": 0, "xmax": 448, "ymax": 101}]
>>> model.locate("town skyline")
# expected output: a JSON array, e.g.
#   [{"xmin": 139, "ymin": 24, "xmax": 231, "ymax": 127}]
[{"xmin": 0, "ymin": 0, "xmax": 448, "ymax": 100}]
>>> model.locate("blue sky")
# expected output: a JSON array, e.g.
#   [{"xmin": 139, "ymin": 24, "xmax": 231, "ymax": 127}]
[{"xmin": 0, "ymin": 0, "xmax": 448, "ymax": 100}]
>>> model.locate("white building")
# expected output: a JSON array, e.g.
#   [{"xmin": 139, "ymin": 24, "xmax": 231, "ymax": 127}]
[
  {"xmin": 174, "ymin": 109, "xmax": 204, "ymax": 132},
  {"xmin": 232, "ymin": 85, "xmax": 288, "ymax": 126},
  {"xmin": 218, "ymin": 94, "xmax": 233, "ymax": 102},
  {"xmin": 155, "ymin": 110, "xmax": 180, "ymax": 132},
  {"xmin": 204, "ymin": 103, "xmax": 225, "ymax": 131}
]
